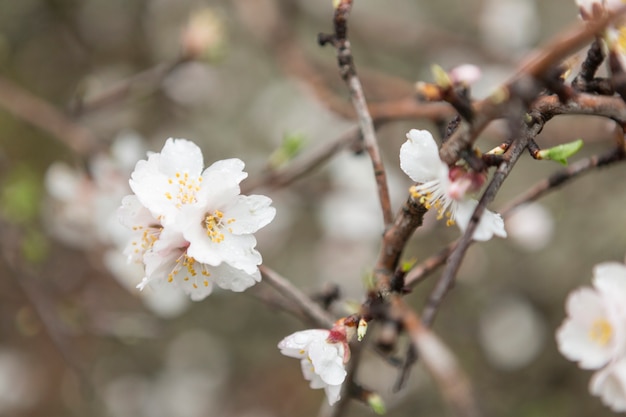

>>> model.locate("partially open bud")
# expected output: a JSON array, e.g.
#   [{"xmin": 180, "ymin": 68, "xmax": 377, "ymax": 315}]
[
  {"xmin": 357, "ymin": 318, "xmax": 368, "ymax": 341},
  {"xmin": 181, "ymin": 8, "xmax": 226, "ymax": 61}
]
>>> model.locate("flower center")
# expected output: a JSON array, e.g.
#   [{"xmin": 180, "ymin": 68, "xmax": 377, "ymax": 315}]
[
  {"xmin": 589, "ymin": 318, "xmax": 613, "ymax": 346},
  {"xmin": 130, "ymin": 224, "xmax": 162, "ymax": 254},
  {"xmin": 164, "ymin": 171, "xmax": 203, "ymax": 207},
  {"xmin": 410, "ymin": 185, "xmax": 455, "ymax": 226},
  {"xmin": 203, "ymin": 209, "xmax": 236, "ymax": 243},
  {"xmin": 168, "ymin": 253, "xmax": 211, "ymax": 290}
]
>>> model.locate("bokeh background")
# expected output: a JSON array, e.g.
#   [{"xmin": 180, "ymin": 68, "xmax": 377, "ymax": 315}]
[{"xmin": 0, "ymin": 0, "xmax": 625, "ymax": 416}]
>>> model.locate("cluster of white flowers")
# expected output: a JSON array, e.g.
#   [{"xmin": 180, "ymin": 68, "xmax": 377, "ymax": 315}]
[
  {"xmin": 119, "ymin": 138, "xmax": 276, "ymax": 301},
  {"xmin": 557, "ymin": 262, "xmax": 626, "ymax": 412},
  {"xmin": 399, "ymin": 129, "xmax": 507, "ymax": 242}
]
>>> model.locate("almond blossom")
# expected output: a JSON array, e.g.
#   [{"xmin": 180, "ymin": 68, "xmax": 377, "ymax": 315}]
[
  {"xmin": 278, "ymin": 319, "xmax": 355, "ymax": 405},
  {"xmin": 119, "ymin": 138, "xmax": 276, "ymax": 301},
  {"xmin": 399, "ymin": 129, "xmax": 506, "ymax": 242},
  {"xmin": 557, "ymin": 262, "xmax": 626, "ymax": 411}
]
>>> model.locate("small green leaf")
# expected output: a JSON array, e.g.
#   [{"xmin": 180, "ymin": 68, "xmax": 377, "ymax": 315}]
[
  {"xmin": 537, "ymin": 139, "xmax": 584, "ymax": 166},
  {"xmin": 268, "ymin": 132, "xmax": 307, "ymax": 169}
]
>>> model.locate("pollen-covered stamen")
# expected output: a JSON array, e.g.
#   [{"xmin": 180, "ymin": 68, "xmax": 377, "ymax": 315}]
[
  {"xmin": 130, "ymin": 224, "xmax": 163, "ymax": 254},
  {"xmin": 410, "ymin": 180, "xmax": 454, "ymax": 225},
  {"xmin": 203, "ymin": 209, "xmax": 236, "ymax": 243},
  {"xmin": 167, "ymin": 253, "xmax": 212, "ymax": 289},
  {"xmin": 165, "ymin": 171, "xmax": 203, "ymax": 208}
]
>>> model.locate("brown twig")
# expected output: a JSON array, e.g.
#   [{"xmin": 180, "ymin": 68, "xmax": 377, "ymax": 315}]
[
  {"xmin": 438, "ymin": 9, "xmax": 626, "ymax": 166},
  {"xmin": 319, "ymin": 0, "xmax": 393, "ymax": 227},
  {"xmin": 422, "ymin": 129, "xmax": 533, "ymax": 326},
  {"xmin": 259, "ymin": 265, "xmax": 334, "ymax": 328},
  {"xmin": 242, "ymin": 127, "xmax": 361, "ymax": 193}
]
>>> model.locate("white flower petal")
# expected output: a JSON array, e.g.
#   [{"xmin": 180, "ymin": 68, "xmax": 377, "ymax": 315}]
[
  {"xmin": 590, "ymin": 358, "xmax": 626, "ymax": 412},
  {"xmin": 158, "ymin": 138, "xmax": 204, "ymax": 177},
  {"xmin": 454, "ymin": 199, "xmax": 507, "ymax": 242},
  {"xmin": 224, "ymin": 195, "xmax": 276, "ymax": 234},
  {"xmin": 308, "ymin": 341, "xmax": 347, "ymax": 386},
  {"xmin": 399, "ymin": 129, "xmax": 446, "ymax": 183},
  {"xmin": 323, "ymin": 383, "xmax": 343, "ymax": 406},
  {"xmin": 278, "ymin": 330, "xmax": 330, "ymax": 358},
  {"xmin": 212, "ymin": 263, "xmax": 260, "ymax": 292},
  {"xmin": 594, "ymin": 263, "xmax": 626, "ymax": 302}
]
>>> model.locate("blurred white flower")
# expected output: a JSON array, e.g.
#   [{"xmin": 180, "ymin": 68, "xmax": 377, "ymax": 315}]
[
  {"xmin": 557, "ymin": 262, "xmax": 626, "ymax": 369},
  {"xmin": 590, "ymin": 357, "xmax": 626, "ymax": 412},
  {"xmin": 557, "ymin": 262, "xmax": 626, "ymax": 412},
  {"xmin": 120, "ymin": 138, "xmax": 275, "ymax": 301},
  {"xmin": 399, "ymin": 129, "xmax": 506, "ymax": 242},
  {"xmin": 505, "ymin": 202, "xmax": 554, "ymax": 251},
  {"xmin": 478, "ymin": 294, "xmax": 546, "ymax": 370}
]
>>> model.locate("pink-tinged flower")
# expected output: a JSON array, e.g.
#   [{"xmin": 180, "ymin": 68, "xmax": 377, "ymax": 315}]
[
  {"xmin": 556, "ymin": 262, "xmax": 626, "ymax": 370},
  {"xmin": 278, "ymin": 319, "xmax": 356, "ymax": 405},
  {"xmin": 119, "ymin": 138, "xmax": 275, "ymax": 301},
  {"xmin": 590, "ymin": 357, "xmax": 626, "ymax": 412},
  {"xmin": 399, "ymin": 129, "xmax": 506, "ymax": 242}
]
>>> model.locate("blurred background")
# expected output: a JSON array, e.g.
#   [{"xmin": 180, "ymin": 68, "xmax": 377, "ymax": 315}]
[{"xmin": 0, "ymin": 0, "xmax": 625, "ymax": 416}]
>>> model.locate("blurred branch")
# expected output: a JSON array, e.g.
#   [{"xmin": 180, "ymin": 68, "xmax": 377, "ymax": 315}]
[
  {"xmin": 242, "ymin": 127, "xmax": 361, "ymax": 193},
  {"xmin": 0, "ymin": 75, "xmax": 99, "ymax": 156},
  {"xmin": 392, "ymin": 296, "xmax": 481, "ymax": 417},
  {"xmin": 0, "ymin": 220, "xmax": 101, "ymax": 415},
  {"xmin": 319, "ymin": 0, "xmax": 393, "ymax": 227},
  {"xmin": 70, "ymin": 56, "xmax": 190, "ymax": 117}
]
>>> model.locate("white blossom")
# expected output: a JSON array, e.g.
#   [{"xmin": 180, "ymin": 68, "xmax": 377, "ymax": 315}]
[
  {"xmin": 556, "ymin": 262, "xmax": 626, "ymax": 369},
  {"xmin": 120, "ymin": 138, "xmax": 275, "ymax": 301},
  {"xmin": 278, "ymin": 329, "xmax": 347, "ymax": 405},
  {"xmin": 557, "ymin": 262, "xmax": 626, "ymax": 412},
  {"xmin": 399, "ymin": 129, "xmax": 506, "ymax": 242}
]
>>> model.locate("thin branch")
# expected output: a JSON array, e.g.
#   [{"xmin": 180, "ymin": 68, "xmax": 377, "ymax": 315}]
[
  {"xmin": 242, "ymin": 127, "xmax": 361, "ymax": 193},
  {"xmin": 438, "ymin": 9, "xmax": 626, "ymax": 166},
  {"xmin": 500, "ymin": 144, "xmax": 626, "ymax": 215},
  {"xmin": 422, "ymin": 130, "xmax": 533, "ymax": 326},
  {"xmin": 319, "ymin": 0, "xmax": 393, "ymax": 226},
  {"xmin": 71, "ymin": 56, "xmax": 190, "ymax": 117},
  {"xmin": 259, "ymin": 265, "xmax": 334, "ymax": 328}
]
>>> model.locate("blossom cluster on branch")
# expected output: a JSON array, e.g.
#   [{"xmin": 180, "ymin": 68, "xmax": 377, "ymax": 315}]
[{"xmin": 118, "ymin": 138, "xmax": 276, "ymax": 301}]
